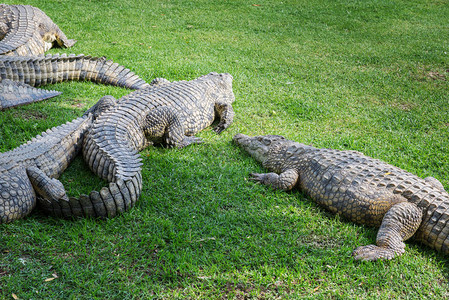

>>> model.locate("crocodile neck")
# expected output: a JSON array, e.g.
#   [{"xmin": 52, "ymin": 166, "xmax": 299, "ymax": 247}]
[{"xmin": 262, "ymin": 141, "xmax": 316, "ymax": 174}]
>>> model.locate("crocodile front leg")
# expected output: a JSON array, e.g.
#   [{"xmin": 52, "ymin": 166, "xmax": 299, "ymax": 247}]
[
  {"xmin": 352, "ymin": 202, "xmax": 422, "ymax": 261},
  {"xmin": 143, "ymin": 106, "xmax": 203, "ymax": 148},
  {"xmin": 213, "ymin": 102, "xmax": 234, "ymax": 134},
  {"xmin": 250, "ymin": 169, "xmax": 299, "ymax": 191}
]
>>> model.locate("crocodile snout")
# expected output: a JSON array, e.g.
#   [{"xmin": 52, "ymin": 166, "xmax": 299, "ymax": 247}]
[{"xmin": 232, "ymin": 133, "xmax": 249, "ymax": 145}]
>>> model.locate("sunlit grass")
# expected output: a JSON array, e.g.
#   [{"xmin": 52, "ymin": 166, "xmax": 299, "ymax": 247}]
[{"xmin": 1, "ymin": 0, "xmax": 448, "ymax": 298}]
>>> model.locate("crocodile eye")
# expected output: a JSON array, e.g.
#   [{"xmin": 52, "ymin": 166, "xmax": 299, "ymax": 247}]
[{"xmin": 262, "ymin": 138, "xmax": 271, "ymax": 146}]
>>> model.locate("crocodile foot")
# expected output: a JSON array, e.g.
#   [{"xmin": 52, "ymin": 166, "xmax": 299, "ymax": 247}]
[
  {"xmin": 213, "ymin": 124, "xmax": 227, "ymax": 134},
  {"xmin": 179, "ymin": 136, "xmax": 204, "ymax": 148},
  {"xmin": 352, "ymin": 244, "xmax": 404, "ymax": 261},
  {"xmin": 249, "ymin": 172, "xmax": 283, "ymax": 187},
  {"xmin": 249, "ymin": 172, "xmax": 276, "ymax": 184}
]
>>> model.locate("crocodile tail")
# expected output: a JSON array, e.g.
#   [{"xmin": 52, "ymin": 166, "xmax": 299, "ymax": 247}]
[
  {"xmin": 0, "ymin": 5, "xmax": 76, "ymax": 56},
  {"xmin": 0, "ymin": 79, "xmax": 61, "ymax": 110},
  {"xmin": 0, "ymin": 5, "xmax": 37, "ymax": 55},
  {"xmin": 0, "ymin": 54, "xmax": 150, "ymax": 89},
  {"xmin": 38, "ymin": 172, "xmax": 143, "ymax": 218},
  {"xmin": 39, "ymin": 114, "xmax": 144, "ymax": 219}
]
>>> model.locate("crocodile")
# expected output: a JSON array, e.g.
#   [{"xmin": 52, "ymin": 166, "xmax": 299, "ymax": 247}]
[
  {"xmin": 233, "ymin": 134, "xmax": 449, "ymax": 261},
  {"xmin": 0, "ymin": 53, "xmax": 150, "ymax": 110},
  {"xmin": 0, "ymin": 4, "xmax": 149, "ymax": 110},
  {"xmin": 0, "ymin": 79, "xmax": 61, "ymax": 109},
  {"xmin": 0, "ymin": 4, "xmax": 76, "ymax": 56},
  {"xmin": 0, "ymin": 95, "xmax": 117, "ymax": 223},
  {"xmin": 38, "ymin": 72, "xmax": 235, "ymax": 219}
]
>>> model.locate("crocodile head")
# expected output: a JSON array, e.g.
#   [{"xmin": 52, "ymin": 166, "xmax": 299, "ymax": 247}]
[{"xmin": 233, "ymin": 134, "xmax": 286, "ymax": 163}]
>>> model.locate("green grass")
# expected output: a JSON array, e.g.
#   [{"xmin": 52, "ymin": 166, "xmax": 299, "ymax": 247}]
[{"xmin": 1, "ymin": 0, "xmax": 449, "ymax": 298}]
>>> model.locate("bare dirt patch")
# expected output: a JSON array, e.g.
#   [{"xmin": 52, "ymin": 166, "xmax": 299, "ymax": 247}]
[
  {"xmin": 69, "ymin": 99, "xmax": 87, "ymax": 109},
  {"xmin": 12, "ymin": 110, "xmax": 47, "ymax": 120},
  {"xmin": 427, "ymin": 70, "xmax": 448, "ymax": 81}
]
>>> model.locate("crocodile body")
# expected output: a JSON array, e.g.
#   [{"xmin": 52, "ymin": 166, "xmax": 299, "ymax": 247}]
[
  {"xmin": 38, "ymin": 73, "xmax": 235, "ymax": 219},
  {"xmin": 0, "ymin": 53, "xmax": 149, "ymax": 110},
  {"xmin": 0, "ymin": 96, "xmax": 116, "ymax": 223},
  {"xmin": 0, "ymin": 4, "xmax": 76, "ymax": 56},
  {"xmin": 233, "ymin": 134, "xmax": 449, "ymax": 261}
]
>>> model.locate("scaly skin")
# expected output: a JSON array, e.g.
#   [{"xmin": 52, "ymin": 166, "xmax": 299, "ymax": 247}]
[
  {"xmin": 0, "ymin": 4, "xmax": 149, "ymax": 110},
  {"xmin": 0, "ymin": 53, "xmax": 150, "ymax": 110},
  {"xmin": 38, "ymin": 73, "xmax": 235, "ymax": 219},
  {"xmin": 0, "ymin": 79, "xmax": 62, "ymax": 110},
  {"xmin": 0, "ymin": 96, "xmax": 116, "ymax": 223},
  {"xmin": 233, "ymin": 134, "xmax": 449, "ymax": 261},
  {"xmin": 0, "ymin": 4, "xmax": 76, "ymax": 56}
]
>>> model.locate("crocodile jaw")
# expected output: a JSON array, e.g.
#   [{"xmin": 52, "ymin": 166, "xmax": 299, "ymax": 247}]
[{"xmin": 233, "ymin": 133, "xmax": 285, "ymax": 163}]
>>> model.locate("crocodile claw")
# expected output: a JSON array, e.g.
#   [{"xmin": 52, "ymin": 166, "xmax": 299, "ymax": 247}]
[
  {"xmin": 352, "ymin": 244, "xmax": 401, "ymax": 261},
  {"xmin": 180, "ymin": 136, "xmax": 204, "ymax": 148},
  {"xmin": 213, "ymin": 125, "xmax": 226, "ymax": 134},
  {"xmin": 249, "ymin": 173, "xmax": 265, "ymax": 183}
]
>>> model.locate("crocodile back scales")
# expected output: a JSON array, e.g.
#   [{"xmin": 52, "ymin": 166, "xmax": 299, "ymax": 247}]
[
  {"xmin": 39, "ymin": 73, "xmax": 235, "ymax": 219},
  {"xmin": 0, "ymin": 4, "xmax": 75, "ymax": 56}
]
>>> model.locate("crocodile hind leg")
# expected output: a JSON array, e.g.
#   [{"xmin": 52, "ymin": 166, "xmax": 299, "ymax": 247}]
[
  {"xmin": 352, "ymin": 202, "xmax": 422, "ymax": 261},
  {"xmin": 143, "ymin": 106, "xmax": 203, "ymax": 148},
  {"xmin": 26, "ymin": 167, "xmax": 68, "ymax": 202},
  {"xmin": 424, "ymin": 177, "xmax": 446, "ymax": 192}
]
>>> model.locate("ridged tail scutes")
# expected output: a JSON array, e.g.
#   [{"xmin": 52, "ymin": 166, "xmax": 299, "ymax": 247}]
[
  {"xmin": 0, "ymin": 53, "xmax": 150, "ymax": 90},
  {"xmin": 38, "ymin": 171, "xmax": 142, "ymax": 219},
  {"xmin": 0, "ymin": 79, "xmax": 62, "ymax": 110}
]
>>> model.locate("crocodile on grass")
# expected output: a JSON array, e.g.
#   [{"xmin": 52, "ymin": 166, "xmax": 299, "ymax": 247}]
[
  {"xmin": 0, "ymin": 53, "xmax": 150, "ymax": 110},
  {"xmin": 233, "ymin": 134, "xmax": 449, "ymax": 261},
  {"xmin": 0, "ymin": 79, "xmax": 62, "ymax": 109},
  {"xmin": 38, "ymin": 72, "xmax": 235, "ymax": 219},
  {"xmin": 0, "ymin": 4, "xmax": 149, "ymax": 110},
  {"xmin": 0, "ymin": 96, "xmax": 117, "ymax": 223},
  {"xmin": 0, "ymin": 4, "xmax": 76, "ymax": 56}
]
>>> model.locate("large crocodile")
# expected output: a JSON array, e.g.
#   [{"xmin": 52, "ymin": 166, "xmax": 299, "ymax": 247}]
[
  {"xmin": 0, "ymin": 4, "xmax": 76, "ymax": 56},
  {"xmin": 38, "ymin": 72, "xmax": 235, "ymax": 219},
  {"xmin": 233, "ymin": 134, "xmax": 449, "ymax": 261},
  {"xmin": 0, "ymin": 96, "xmax": 117, "ymax": 223},
  {"xmin": 0, "ymin": 53, "xmax": 149, "ymax": 110}
]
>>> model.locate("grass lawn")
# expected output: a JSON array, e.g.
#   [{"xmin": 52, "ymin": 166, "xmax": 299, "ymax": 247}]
[{"xmin": 1, "ymin": 0, "xmax": 449, "ymax": 298}]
